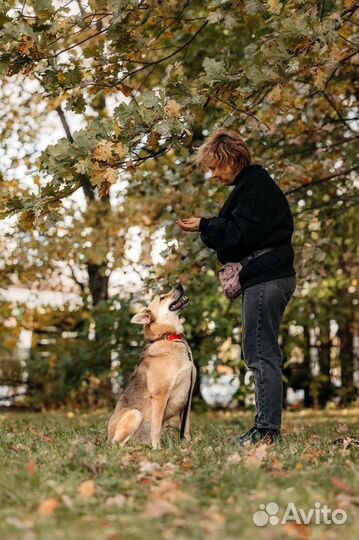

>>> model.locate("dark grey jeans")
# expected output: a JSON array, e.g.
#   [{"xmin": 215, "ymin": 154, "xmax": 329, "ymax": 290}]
[{"xmin": 241, "ymin": 276, "xmax": 296, "ymax": 430}]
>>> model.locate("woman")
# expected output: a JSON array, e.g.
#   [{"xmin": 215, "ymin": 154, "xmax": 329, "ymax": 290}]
[{"xmin": 176, "ymin": 128, "xmax": 296, "ymax": 446}]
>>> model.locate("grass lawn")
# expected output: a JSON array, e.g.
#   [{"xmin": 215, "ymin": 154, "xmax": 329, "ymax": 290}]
[{"xmin": 0, "ymin": 407, "xmax": 358, "ymax": 540}]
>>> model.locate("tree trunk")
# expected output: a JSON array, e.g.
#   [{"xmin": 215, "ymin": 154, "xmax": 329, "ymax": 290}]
[
  {"xmin": 303, "ymin": 324, "xmax": 314, "ymax": 407},
  {"xmin": 338, "ymin": 321, "xmax": 356, "ymax": 404},
  {"xmin": 318, "ymin": 321, "xmax": 333, "ymax": 407},
  {"xmin": 56, "ymin": 104, "xmax": 111, "ymax": 310},
  {"xmin": 56, "ymin": 105, "xmax": 112, "ymax": 383}
]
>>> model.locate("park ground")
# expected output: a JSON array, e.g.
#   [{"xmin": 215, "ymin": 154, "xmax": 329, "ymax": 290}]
[{"xmin": 0, "ymin": 407, "xmax": 358, "ymax": 540}]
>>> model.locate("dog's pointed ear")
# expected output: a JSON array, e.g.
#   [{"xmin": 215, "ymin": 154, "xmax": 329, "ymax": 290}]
[{"xmin": 131, "ymin": 309, "xmax": 153, "ymax": 325}]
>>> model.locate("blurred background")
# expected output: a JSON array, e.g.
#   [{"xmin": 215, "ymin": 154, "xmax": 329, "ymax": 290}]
[{"xmin": 0, "ymin": 0, "xmax": 358, "ymax": 412}]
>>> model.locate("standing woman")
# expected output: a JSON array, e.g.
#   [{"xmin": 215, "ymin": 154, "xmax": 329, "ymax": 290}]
[{"xmin": 176, "ymin": 128, "xmax": 296, "ymax": 446}]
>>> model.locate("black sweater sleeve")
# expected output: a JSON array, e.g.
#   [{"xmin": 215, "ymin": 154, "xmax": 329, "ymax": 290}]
[{"xmin": 199, "ymin": 216, "xmax": 242, "ymax": 251}]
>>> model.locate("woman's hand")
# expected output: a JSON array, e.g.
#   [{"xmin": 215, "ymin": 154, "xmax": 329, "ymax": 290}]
[{"xmin": 176, "ymin": 217, "xmax": 201, "ymax": 232}]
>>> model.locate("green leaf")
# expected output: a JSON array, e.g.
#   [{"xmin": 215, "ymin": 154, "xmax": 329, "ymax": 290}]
[
  {"xmin": 202, "ymin": 57, "xmax": 227, "ymax": 85},
  {"xmin": 65, "ymin": 94, "xmax": 86, "ymax": 114},
  {"xmin": 142, "ymin": 90, "xmax": 159, "ymax": 109}
]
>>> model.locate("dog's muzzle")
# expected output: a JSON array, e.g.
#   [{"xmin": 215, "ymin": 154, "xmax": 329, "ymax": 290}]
[{"xmin": 169, "ymin": 285, "xmax": 189, "ymax": 311}]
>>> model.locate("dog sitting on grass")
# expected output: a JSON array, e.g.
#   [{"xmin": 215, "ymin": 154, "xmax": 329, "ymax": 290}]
[{"xmin": 108, "ymin": 284, "xmax": 196, "ymax": 449}]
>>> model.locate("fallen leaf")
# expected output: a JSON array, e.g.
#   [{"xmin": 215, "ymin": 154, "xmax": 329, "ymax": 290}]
[
  {"xmin": 200, "ymin": 507, "xmax": 226, "ymax": 534},
  {"xmin": 138, "ymin": 461, "xmax": 161, "ymax": 475},
  {"xmin": 180, "ymin": 458, "xmax": 193, "ymax": 470},
  {"xmin": 269, "ymin": 457, "xmax": 287, "ymax": 477},
  {"xmin": 155, "ymin": 480, "xmax": 193, "ymax": 502},
  {"xmin": 138, "ymin": 477, "xmax": 154, "ymax": 486},
  {"xmin": 331, "ymin": 477, "xmax": 355, "ymax": 495},
  {"xmin": 336, "ymin": 424, "xmax": 349, "ymax": 434},
  {"xmin": 336, "ymin": 492, "xmax": 359, "ymax": 508},
  {"xmin": 78, "ymin": 480, "xmax": 96, "ymax": 498},
  {"xmin": 120, "ymin": 452, "xmax": 143, "ymax": 467},
  {"xmin": 281, "ymin": 522, "xmax": 310, "ymax": 539},
  {"xmin": 163, "ymin": 462, "xmax": 177, "ymax": 474},
  {"xmin": 332, "ymin": 436, "xmax": 359, "ymax": 449},
  {"xmin": 25, "ymin": 462, "xmax": 37, "ymax": 474},
  {"xmin": 227, "ymin": 453, "xmax": 242, "ymax": 464},
  {"xmin": 105, "ymin": 494, "xmax": 126, "ymax": 508},
  {"xmin": 38, "ymin": 498, "xmax": 61, "ymax": 516},
  {"xmin": 5, "ymin": 517, "xmax": 33, "ymax": 529},
  {"xmin": 244, "ymin": 443, "xmax": 268, "ymax": 468},
  {"xmin": 80, "ymin": 515, "xmax": 99, "ymax": 522},
  {"xmin": 61, "ymin": 494, "xmax": 74, "ymax": 509},
  {"xmin": 299, "ymin": 449, "xmax": 321, "ymax": 465},
  {"xmin": 143, "ymin": 498, "xmax": 179, "ymax": 519},
  {"xmin": 269, "ymin": 457, "xmax": 284, "ymax": 471},
  {"xmin": 142, "ymin": 479, "xmax": 194, "ymax": 519}
]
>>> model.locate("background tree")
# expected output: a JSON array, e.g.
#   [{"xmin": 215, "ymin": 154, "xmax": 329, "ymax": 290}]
[{"xmin": 0, "ymin": 0, "xmax": 358, "ymax": 407}]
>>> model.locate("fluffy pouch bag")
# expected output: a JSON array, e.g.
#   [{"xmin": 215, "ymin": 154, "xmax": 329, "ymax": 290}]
[{"xmin": 217, "ymin": 262, "xmax": 243, "ymax": 300}]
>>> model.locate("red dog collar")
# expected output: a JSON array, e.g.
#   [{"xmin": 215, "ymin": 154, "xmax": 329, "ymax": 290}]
[{"xmin": 151, "ymin": 333, "xmax": 185, "ymax": 343}]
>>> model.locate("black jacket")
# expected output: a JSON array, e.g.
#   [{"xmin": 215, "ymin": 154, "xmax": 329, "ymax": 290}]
[{"xmin": 199, "ymin": 163, "xmax": 296, "ymax": 290}]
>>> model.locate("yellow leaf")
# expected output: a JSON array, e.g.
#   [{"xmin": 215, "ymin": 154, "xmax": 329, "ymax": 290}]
[
  {"xmin": 89, "ymin": 162, "xmax": 105, "ymax": 186},
  {"xmin": 267, "ymin": 0, "xmax": 282, "ymax": 14},
  {"xmin": 328, "ymin": 43, "xmax": 343, "ymax": 63},
  {"xmin": 56, "ymin": 72, "xmax": 66, "ymax": 82},
  {"xmin": 91, "ymin": 140, "xmax": 114, "ymax": 162},
  {"xmin": 78, "ymin": 480, "xmax": 96, "ymax": 498},
  {"xmin": 46, "ymin": 94, "xmax": 68, "ymax": 112},
  {"xmin": 103, "ymin": 168, "xmax": 118, "ymax": 184},
  {"xmin": 112, "ymin": 142, "xmax": 127, "ymax": 159},
  {"xmin": 16, "ymin": 36, "xmax": 33, "ymax": 56},
  {"xmin": 314, "ymin": 68, "xmax": 327, "ymax": 89},
  {"xmin": 164, "ymin": 99, "xmax": 181, "ymax": 118},
  {"xmin": 268, "ymin": 84, "xmax": 282, "ymax": 103}
]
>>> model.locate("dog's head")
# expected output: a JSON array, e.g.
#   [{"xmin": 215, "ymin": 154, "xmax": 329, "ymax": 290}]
[{"xmin": 131, "ymin": 284, "xmax": 189, "ymax": 332}]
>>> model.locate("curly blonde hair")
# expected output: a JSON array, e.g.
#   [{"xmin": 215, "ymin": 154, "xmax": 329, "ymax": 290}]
[{"xmin": 191, "ymin": 128, "xmax": 252, "ymax": 172}]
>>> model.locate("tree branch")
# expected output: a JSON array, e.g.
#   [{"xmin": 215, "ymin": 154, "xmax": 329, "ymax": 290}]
[
  {"xmin": 67, "ymin": 263, "xmax": 86, "ymax": 295},
  {"xmin": 55, "ymin": 104, "xmax": 95, "ymax": 201},
  {"xmin": 285, "ymin": 166, "xmax": 359, "ymax": 195},
  {"xmin": 293, "ymin": 197, "xmax": 358, "ymax": 217},
  {"xmin": 209, "ymin": 94, "xmax": 272, "ymax": 131},
  {"xmin": 282, "ymin": 134, "xmax": 359, "ymax": 158},
  {"xmin": 102, "ymin": 20, "xmax": 209, "ymax": 88},
  {"xmin": 322, "ymin": 91, "xmax": 358, "ymax": 133}
]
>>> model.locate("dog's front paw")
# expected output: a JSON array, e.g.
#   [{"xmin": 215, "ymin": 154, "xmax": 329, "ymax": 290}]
[{"xmin": 151, "ymin": 442, "xmax": 162, "ymax": 450}]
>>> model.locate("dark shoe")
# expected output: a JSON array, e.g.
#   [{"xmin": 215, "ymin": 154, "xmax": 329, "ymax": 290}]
[
  {"xmin": 238, "ymin": 426, "xmax": 282, "ymax": 446},
  {"xmin": 238, "ymin": 425, "xmax": 257, "ymax": 445}
]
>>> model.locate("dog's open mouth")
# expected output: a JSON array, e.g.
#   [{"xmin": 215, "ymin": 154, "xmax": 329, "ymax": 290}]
[{"xmin": 169, "ymin": 294, "xmax": 189, "ymax": 312}]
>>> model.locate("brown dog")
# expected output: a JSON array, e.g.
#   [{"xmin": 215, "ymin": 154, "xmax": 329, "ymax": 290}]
[{"xmin": 108, "ymin": 284, "xmax": 196, "ymax": 449}]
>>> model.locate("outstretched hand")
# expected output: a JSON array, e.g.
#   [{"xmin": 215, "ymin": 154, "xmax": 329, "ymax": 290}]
[{"xmin": 176, "ymin": 217, "xmax": 201, "ymax": 232}]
